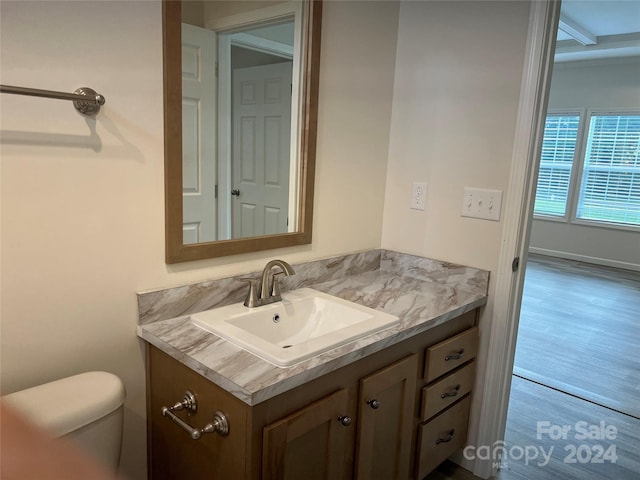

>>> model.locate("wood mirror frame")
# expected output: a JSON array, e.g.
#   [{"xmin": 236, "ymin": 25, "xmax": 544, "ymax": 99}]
[{"xmin": 163, "ymin": 0, "xmax": 322, "ymax": 263}]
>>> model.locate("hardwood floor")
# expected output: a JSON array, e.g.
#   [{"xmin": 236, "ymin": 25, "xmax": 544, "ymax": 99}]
[
  {"xmin": 425, "ymin": 255, "xmax": 640, "ymax": 480},
  {"xmin": 498, "ymin": 376, "xmax": 640, "ymax": 480},
  {"xmin": 514, "ymin": 254, "xmax": 640, "ymax": 418},
  {"xmin": 426, "ymin": 377, "xmax": 640, "ymax": 480}
]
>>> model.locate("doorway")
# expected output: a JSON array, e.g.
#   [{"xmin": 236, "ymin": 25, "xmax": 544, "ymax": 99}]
[
  {"xmin": 500, "ymin": 0, "xmax": 640, "ymax": 478},
  {"xmin": 499, "ymin": 256, "xmax": 640, "ymax": 479}
]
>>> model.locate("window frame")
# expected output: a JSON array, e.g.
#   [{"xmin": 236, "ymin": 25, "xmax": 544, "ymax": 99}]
[
  {"xmin": 533, "ymin": 109, "xmax": 585, "ymax": 223},
  {"xmin": 533, "ymin": 108, "xmax": 640, "ymax": 232}
]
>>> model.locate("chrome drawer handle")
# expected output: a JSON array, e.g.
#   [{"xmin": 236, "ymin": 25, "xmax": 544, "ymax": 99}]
[
  {"xmin": 445, "ymin": 349, "xmax": 464, "ymax": 361},
  {"xmin": 161, "ymin": 391, "xmax": 229, "ymax": 440},
  {"xmin": 436, "ymin": 429, "xmax": 455, "ymax": 445},
  {"xmin": 441, "ymin": 384, "xmax": 461, "ymax": 399}
]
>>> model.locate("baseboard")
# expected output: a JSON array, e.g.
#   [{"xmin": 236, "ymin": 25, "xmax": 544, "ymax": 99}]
[{"xmin": 528, "ymin": 247, "xmax": 640, "ymax": 272}]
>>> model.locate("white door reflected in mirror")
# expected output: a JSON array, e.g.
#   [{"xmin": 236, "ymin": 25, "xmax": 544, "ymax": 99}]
[
  {"xmin": 182, "ymin": 24, "xmax": 217, "ymax": 244},
  {"xmin": 232, "ymin": 60, "xmax": 292, "ymax": 239},
  {"xmin": 181, "ymin": 4, "xmax": 300, "ymax": 244}
]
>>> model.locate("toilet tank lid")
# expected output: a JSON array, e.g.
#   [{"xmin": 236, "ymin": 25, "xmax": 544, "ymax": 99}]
[{"xmin": 2, "ymin": 371, "xmax": 126, "ymax": 437}]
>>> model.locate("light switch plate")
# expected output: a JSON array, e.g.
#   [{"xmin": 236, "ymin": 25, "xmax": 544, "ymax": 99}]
[{"xmin": 461, "ymin": 187, "xmax": 503, "ymax": 221}]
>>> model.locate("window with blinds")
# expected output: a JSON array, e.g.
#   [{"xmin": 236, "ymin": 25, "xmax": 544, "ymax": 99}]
[
  {"xmin": 577, "ymin": 114, "xmax": 640, "ymax": 226},
  {"xmin": 533, "ymin": 112, "xmax": 640, "ymax": 229},
  {"xmin": 534, "ymin": 115, "xmax": 580, "ymax": 217}
]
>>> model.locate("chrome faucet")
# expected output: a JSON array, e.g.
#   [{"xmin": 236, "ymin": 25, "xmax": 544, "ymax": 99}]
[{"xmin": 243, "ymin": 259, "xmax": 296, "ymax": 307}]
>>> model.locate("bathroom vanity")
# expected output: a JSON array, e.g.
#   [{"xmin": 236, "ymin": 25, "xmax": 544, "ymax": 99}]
[{"xmin": 138, "ymin": 250, "xmax": 488, "ymax": 479}]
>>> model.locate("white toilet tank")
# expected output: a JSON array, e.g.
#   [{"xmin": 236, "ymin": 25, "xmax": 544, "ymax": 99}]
[{"xmin": 3, "ymin": 371, "xmax": 126, "ymax": 472}]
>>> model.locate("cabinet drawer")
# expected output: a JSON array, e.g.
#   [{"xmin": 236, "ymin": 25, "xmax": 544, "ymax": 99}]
[
  {"xmin": 424, "ymin": 327, "xmax": 478, "ymax": 382},
  {"xmin": 420, "ymin": 362, "xmax": 475, "ymax": 421},
  {"xmin": 415, "ymin": 396, "xmax": 471, "ymax": 479}
]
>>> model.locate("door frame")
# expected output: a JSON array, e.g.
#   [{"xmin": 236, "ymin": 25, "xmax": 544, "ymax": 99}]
[{"xmin": 470, "ymin": 1, "xmax": 561, "ymax": 478}]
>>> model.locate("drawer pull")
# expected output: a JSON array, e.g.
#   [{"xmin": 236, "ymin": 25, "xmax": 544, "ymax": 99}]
[
  {"xmin": 366, "ymin": 399, "xmax": 381, "ymax": 409},
  {"xmin": 436, "ymin": 429, "xmax": 455, "ymax": 445},
  {"xmin": 338, "ymin": 415, "xmax": 352, "ymax": 427},
  {"xmin": 440, "ymin": 384, "xmax": 461, "ymax": 399},
  {"xmin": 445, "ymin": 349, "xmax": 465, "ymax": 361},
  {"xmin": 161, "ymin": 391, "xmax": 229, "ymax": 440}
]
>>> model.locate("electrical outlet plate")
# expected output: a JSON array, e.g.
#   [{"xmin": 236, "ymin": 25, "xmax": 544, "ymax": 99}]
[
  {"xmin": 411, "ymin": 182, "xmax": 427, "ymax": 210},
  {"xmin": 461, "ymin": 187, "xmax": 503, "ymax": 221}
]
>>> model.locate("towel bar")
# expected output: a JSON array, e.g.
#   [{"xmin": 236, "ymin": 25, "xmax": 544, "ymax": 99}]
[{"xmin": 0, "ymin": 85, "xmax": 105, "ymax": 115}]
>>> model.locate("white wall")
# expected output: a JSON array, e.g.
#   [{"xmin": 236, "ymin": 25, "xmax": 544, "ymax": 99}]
[
  {"xmin": 1, "ymin": 3, "xmax": 164, "ymax": 478},
  {"xmin": 383, "ymin": 0, "xmax": 530, "ymax": 270},
  {"xmin": 0, "ymin": 1, "xmax": 398, "ymax": 478},
  {"xmin": 381, "ymin": 0, "xmax": 532, "ymax": 468},
  {"xmin": 530, "ymin": 58, "xmax": 640, "ymax": 269}
]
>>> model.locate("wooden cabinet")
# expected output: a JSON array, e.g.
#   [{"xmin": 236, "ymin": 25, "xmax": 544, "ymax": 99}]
[
  {"xmin": 260, "ymin": 354, "xmax": 418, "ymax": 480},
  {"xmin": 146, "ymin": 309, "xmax": 478, "ymax": 480},
  {"xmin": 146, "ymin": 346, "xmax": 250, "ymax": 480},
  {"xmin": 262, "ymin": 389, "xmax": 351, "ymax": 480},
  {"xmin": 415, "ymin": 326, "xmax": 479, "ymax": 479},
  {"xmin": 355, "ymin": 355, "xmax": 417, "ymax": 480}
]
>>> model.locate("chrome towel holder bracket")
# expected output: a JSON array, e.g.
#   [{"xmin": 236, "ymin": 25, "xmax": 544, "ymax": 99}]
[
  {"xmin": 0, "ymin": 84, "xmax": 105, "ymax": 116},
  {"xmin": 160, "ymin": 390, "xmax": 230, "ymax": 440}
]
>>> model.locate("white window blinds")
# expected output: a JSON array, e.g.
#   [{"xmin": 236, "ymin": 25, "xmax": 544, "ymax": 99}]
[
  {"xmin": 577, "ymin": 115, "xmax": 640, "ymax": 226},
  {"xmin": 534, "ymin": 115, "xmax": 580, "ymax": 217}
]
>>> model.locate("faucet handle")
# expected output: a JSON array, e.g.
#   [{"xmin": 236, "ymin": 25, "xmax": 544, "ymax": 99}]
[
  {"xmin": 241, "ymin": 277, "xmax": 260, "ymax": 307},
  {"xmin": 271, "ymin": 272, "xmax": 287, "ymax": 300}
]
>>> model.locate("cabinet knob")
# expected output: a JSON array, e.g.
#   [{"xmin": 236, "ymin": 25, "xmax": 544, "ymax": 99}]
[
  {"xmin": 338, "ymin": 415, "xmax": 352, "ymax": 427},
  {"xmin": 366, "ymin": 399, "xmax": 381, "ymax": 409}
]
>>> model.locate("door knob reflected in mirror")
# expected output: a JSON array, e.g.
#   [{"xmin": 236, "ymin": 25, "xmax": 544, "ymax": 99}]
[{"xmin": 231, "ymin": 189, "xmax": 240, "ymax": 197}]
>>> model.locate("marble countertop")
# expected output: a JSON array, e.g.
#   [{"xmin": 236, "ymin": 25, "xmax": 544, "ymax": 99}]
[{"xmin": 137, "ymin": 250, "xmax": 489, "ymax": 405}]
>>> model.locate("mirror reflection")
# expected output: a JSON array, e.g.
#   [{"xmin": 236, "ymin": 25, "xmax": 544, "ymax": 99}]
[
  {"xmin": 164, "ymin": 0, "xmax": 320, "ymax": 263},
  {"xmin": 181, "ymin": 2, "xmax": 303, "ymax": 244}
]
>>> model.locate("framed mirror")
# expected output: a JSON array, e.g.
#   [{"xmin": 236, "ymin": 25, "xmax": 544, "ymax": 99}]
[{"xmin": 164, "ymin": 0, "xmax": 322, "ymax": 263}]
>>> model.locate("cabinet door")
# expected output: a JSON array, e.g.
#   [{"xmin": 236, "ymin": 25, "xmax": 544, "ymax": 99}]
[
  {"xmin": 263, "ymin": 388, "xmax": 352, "ymax": 480},
  {"xmin": 355, "ymin": 354, "xmax": 418, "ymax": 480}
]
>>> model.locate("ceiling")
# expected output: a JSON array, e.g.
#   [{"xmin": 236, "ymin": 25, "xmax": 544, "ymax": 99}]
[{"xmin": 555, "ymin": 0, "xmax": 640, "ymax": 62}]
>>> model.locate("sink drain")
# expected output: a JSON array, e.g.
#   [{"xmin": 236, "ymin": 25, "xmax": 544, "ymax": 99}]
[{"xmin": 282, "ymin": 345, "xmax": 293, "ymax": 349}]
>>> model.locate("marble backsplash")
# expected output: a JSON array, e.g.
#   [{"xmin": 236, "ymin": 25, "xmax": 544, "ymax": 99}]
[
  {"xmin": 138, "ymin": 250, "xmax": 380, "ymax": 325},
  {"xmin": 380, "ymin": 250, "xmax": 489, "ymax": 294},
  {"xmin": 137, "ymin": 249, "xmax": 489, "ymax": 325}
]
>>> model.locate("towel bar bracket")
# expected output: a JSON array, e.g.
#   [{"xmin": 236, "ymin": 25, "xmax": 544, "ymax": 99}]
[{"xmin": 72, "ymin": 87, "xmax": 105, "ymax": 115}]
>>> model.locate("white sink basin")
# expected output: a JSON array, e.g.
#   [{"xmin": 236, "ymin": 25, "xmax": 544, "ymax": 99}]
[{"xmin": 191, "ymin": 288, "xmax": 399, "ymax": 367}]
